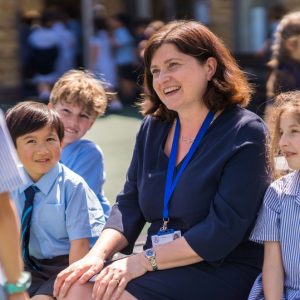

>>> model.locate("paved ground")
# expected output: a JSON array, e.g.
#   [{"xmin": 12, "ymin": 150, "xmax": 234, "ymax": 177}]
[
  {"xmin": 85, "ymin": 105, "xmax": 142, "ymax": 206},
  {"xmin": 86, "ymin": 106, "xmax": 148, "ymax": 250}
]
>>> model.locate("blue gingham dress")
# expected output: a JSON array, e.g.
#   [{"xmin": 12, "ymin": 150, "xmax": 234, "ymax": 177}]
[{"xmin": 248, "ymin": 170, "xmax": 300, "ymax": 300}]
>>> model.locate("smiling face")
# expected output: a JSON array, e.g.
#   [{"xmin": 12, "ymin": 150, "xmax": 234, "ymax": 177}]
[
  {"xmin": 51, "ymin": 101, "xmax": 97, "ymax": 147},
  {"xmin": 150, "ymin": 43, "xmax": 216, "ymax": 115},
  {"xmin": 279, "ymin": 110, "xmax": 300, "ymax": 170},
  {"xmin": 16, "ymin": 125, "xmax": 62, "ymax": 182}
]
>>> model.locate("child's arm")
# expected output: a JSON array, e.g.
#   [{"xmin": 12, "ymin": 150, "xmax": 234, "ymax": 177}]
[
  {"xmin": 0, "ymin": 192, "xmax": 23, "ymax": 282},
  {"xmin": 262, "ymin": 241, "xmax": 284, "ymax": 300},
  {"xmin": 69, "ymin": 238, "xmax": 90, "ymax": 265}
]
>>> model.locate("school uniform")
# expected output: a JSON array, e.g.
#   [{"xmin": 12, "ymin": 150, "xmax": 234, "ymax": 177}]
[
  {"xmin": 0, "ymin": 110, "xmax": 24, "ymax": 193},
  {"xmin": 90, "ymin": 30, "xmax": 118, "ymax": 90},
  {"xmin": 105, "ymin": 105, "xmax": 270, "ymax": 300},
  {"xmin": 61, "ymin": 139, "xmax": 111, "ymax": 219},
  {"xmin": 248, "ymin": 170, "xmax": 300, "ymax": 300},
  {"xmin": 12, "ymin": 162, "xmax": 105, "ymax": 297},
  {"xmin": 0, "ymin": 110, "xmax": 24, "ymax": 299},
  {"xmin": 28, "ymin": 26, "xmax": 60, "ymax": 85},
  {"xmin": 113, "ymin": 26, "xmax": 136, "ymax": 82}
]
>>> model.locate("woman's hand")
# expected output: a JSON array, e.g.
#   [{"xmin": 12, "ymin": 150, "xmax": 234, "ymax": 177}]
[
  {"xmin": 53, "ymin": 251, "xmax": 105, "ymax": 298},
  {"xmin": 92, "ymin": 253, "xmax": 149, "ymax": 300}
]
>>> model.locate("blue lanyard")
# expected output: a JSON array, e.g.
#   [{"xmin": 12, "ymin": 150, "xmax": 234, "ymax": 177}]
[{"xmin": 162, "ymin": 111, "xmax": 214, "ymax": 229}]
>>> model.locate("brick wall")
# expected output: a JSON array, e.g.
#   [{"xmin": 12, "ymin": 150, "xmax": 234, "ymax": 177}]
[
  {"xmin": 209, "ymin": 0, "xmax": 233, "ymax": 49},
  {"xmin": 0, "ymin": 0, "xmax": 21, "ymax": 103},
  {"xmin": 20, "ymin": 0, "xmax": 43, "ymax": 13}
]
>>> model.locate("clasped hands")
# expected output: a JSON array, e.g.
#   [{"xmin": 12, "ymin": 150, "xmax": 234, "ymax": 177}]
[{"xmin": 54, "ymin": 251, "xmax": 149, "ymax": 300}]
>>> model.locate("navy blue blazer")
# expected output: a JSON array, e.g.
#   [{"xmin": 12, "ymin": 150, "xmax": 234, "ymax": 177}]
[{"xmin": 105, "ymin": 105, "xmax": 270, "ymax": 267}]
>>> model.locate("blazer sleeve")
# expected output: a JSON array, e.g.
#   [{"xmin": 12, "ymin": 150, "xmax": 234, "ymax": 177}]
[{"xmin": 184, "ymin": 119, "xmax": 270, "ymax": 262}]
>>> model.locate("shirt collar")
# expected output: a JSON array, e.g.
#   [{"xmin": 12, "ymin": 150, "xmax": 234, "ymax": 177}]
[
  {"xmin": 19, "ymin": 163, "xmax": 61, "ymax": 196},
  {"xmin": 282, "ymin": 170, "xmax": 300, "ymax": 197}
]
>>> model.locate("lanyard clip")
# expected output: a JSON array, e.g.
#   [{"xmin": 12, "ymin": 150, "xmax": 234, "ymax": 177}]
[{"xmin": 160, "ymin": 218, "xmax": 169, "ymax": 231}]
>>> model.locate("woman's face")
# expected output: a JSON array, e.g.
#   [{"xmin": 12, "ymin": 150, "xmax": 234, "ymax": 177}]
[{"xmin": 150, "ymin": 43, "xmax": 216, "ymax": 114}]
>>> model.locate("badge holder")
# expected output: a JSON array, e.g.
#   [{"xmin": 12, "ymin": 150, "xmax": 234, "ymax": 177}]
[{"xmin": 151, "ymin": 218, "xmax": 181, "ymax": 246}]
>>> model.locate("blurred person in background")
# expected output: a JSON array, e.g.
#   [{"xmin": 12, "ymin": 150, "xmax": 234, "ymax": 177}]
[
  {"xmin": 256, "ymin": 4, "xmax": 287, "ymax": 60},
  {"xmin": 19, "ymin": 10, "xmax": 41, "ymax": 98},
  {"xmin": 138, "ymin": 20, "xmax": 165, "ymax": 59},
  {"xmin": 27, "ymin": 10, "xmax": 60, "ymax": 102},
  {"xmin": 89, "ymin": 17, "xmax": 122, "ymax": 112},
  {"xmin": 265, "ymin": 11, "xmax": 300, "ymax": 123},
  {"xmin": 52, "ymin": 9, "xmax": 76, "ymax": 77},
  {"xmin": 109, "ymin": 13, "xmax": 138, "ymax": 105}
]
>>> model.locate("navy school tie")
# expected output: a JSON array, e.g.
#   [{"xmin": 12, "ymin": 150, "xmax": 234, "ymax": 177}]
[{"xmin": 21, "ymin": 186, "xmax": 41, "ymax": 271}]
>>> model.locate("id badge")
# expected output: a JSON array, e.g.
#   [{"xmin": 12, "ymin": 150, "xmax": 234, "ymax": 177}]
[{"xmin": 151, "ymin": 230, "xmax": 182, "ymax": 247}]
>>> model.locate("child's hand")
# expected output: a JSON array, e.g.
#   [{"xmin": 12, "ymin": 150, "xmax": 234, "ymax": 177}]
[{"xmin": 53, "ymin": 252, "xmax": 105, "ymax": 298}]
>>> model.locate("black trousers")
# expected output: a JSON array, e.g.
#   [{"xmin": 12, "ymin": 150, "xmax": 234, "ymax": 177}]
[{"xmin": 25, "ymin": 255, "xmax": 69, "ymax": 298}]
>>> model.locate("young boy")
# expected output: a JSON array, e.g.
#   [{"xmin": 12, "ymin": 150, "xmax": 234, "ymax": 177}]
[
  {"xmin": 48, "ymin": 69, "xmax": 111, "ymax": 219},
  {"xmin": 6, "ymin": 101, "xmax": 105, "ymax": 300}
]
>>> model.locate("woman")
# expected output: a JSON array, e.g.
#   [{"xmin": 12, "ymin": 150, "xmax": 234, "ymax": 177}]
[{"xmin": 54, "ymin": 20, "xmax": 270, "ymax": 300}]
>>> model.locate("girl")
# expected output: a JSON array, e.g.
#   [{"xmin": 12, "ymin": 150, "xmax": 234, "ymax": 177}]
[{"xmin": 249, "ymin": 90, "xmax": 300, "ymax": 300}]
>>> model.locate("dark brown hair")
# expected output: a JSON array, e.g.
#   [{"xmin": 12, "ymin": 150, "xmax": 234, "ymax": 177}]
[
  {"xmin": 140, "ymin": 20, "xmax": 253, "ymax": 121},
  {"xmin": 6, "ymin": 101, "xmax": 64, "ymax": 145}
]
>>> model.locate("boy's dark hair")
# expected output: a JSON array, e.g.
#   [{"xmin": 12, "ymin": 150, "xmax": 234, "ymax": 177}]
[{"xmin": 6, "ymin": 101, "xmax": 64, "ymax": 146}]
